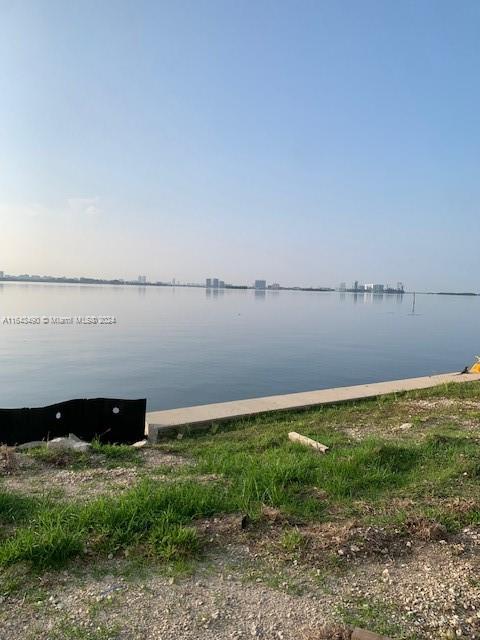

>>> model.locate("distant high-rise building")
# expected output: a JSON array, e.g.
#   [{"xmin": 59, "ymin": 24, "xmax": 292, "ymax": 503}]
[
  {"xmin": 0, "ymin": 271, "xmax": 4, "ymax": 279},
  {"xmin": 397, "ymin": 282, "xmax": 405, "ymax": 292},
  {"xmin": 138, "ymin": 275, "xmax": 147, "ymax": 284},
  {"xmin": 206, "ymin": 277, "xmax": 224, "ymax": 288},
  {"xmin": 254, "ymin": 280, "xmax": 266, "ymax": 290},
  {"xmin": 373, "ymin": 284, "xmax": 384, "ymax": 293},
  {"xmin": 269, "ymin": 282, "xmax": 281, "ymax": 290},
  {"xmin": 338, "ymin": 282, "xmax": 346, "ymax": 292}
]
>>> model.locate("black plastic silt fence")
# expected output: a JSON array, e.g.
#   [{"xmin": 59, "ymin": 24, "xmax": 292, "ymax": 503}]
[{"xmin": 0, "ymin": 398, "xmax": 146, "ymax": 446}]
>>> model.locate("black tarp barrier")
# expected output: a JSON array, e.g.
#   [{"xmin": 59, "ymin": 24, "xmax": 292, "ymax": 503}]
[{"xmin": 0, "ymin": 398, "xmax": 146, "ymax": 446}]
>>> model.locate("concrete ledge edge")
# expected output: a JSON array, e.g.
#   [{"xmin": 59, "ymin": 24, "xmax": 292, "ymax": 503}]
[{"xmin": 146, "ymin": 372, "xmax": 480, "ymax": 441}]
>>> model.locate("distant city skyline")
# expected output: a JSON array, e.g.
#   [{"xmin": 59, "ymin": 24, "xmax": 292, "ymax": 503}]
[
  {"xmin": 1, "ymin": 268, "xmax": 397, "ymax": 291},
  {"xmin": 1, "ymin": 2, "xmax": 479, "ymax": 290},
  {"xmin": 3, "ymin": 268, "xmax": 480, "ymax": 295},
  {"xmin": 1, "ymin": 269, "xmax": 408, "ymax": 290}
]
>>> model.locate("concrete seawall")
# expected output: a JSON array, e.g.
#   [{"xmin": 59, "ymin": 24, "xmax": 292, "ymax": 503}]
[{"xmin": 146, "ymin": 372, "xmax": 480, "ymax": 441}]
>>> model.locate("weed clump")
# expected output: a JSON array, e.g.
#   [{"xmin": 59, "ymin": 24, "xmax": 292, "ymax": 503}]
[
  {"xmin": 26, "ymin": 446, "xmax": 88, "ymax": 468},
  {"xmin": 0, "ymin": 480, "xmax": 231, "ymax": 569},
  {"xmin": 279, "ymin": 528, "xmax": 305, "ymax": 552}
]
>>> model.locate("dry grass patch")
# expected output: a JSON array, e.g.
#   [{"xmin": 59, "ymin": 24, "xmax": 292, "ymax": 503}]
[{"xmin": 0, "ymin": 447, "xmax": 18, "ymax": 475}]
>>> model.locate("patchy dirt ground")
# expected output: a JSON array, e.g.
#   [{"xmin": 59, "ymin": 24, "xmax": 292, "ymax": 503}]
[
  {"xmin": 0, "ymin": 448, "xmax": 190, "ymax": 499},
  {"xmin": 1, "ymin": 489, "xmax": 480, "ymax": 639},
  {"xmin": 2, "ymin": 385, "xmax": 480, "ymax": 640},
  {"xmin": 337, "ymin": 396, "xmax": 480, "ymax": 442},
  {"xmin": 1, "ymin": 527, "xmax": 479, "ymax": 640}
]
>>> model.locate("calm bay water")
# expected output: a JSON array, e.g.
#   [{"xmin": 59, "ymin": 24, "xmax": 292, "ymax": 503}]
[{"xmin": 0, "ymin": 282, "xmax": 478, "ymax": 411}]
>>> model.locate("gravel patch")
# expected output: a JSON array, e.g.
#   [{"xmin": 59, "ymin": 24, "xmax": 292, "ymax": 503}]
[
  {"xmin": 1, "ymin": 530, "xmax": 480, "ymax": 639},
  {"xmin": 0, "ymin": 448, "xmax": 191, "ymax": 499}
]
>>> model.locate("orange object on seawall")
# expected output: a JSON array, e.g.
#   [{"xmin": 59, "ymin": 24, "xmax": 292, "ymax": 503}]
[{"xmin": 470, "ymin": 357, "xmax": 480, "ymax": 373}]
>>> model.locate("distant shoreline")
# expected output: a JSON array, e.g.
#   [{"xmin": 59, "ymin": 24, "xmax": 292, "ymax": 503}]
[
  {"xmin": 0, "ymin": 277, "xmax": 478, "ymax": 296},
  {"xmin": 434, "ymin": 291, "xmax": 479, "ymax": 296},
  {"xmin": 0, "ymin": 276, "xmax": 335, "ymax": 292}
]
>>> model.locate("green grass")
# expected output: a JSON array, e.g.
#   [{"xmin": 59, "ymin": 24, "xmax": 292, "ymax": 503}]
[
  {"xmin": 279, "ymin": 527, "xmax": 305, "ymax": 552},
  {"xmin": 90, "ymin": 440, "xmax": 143, "ymax": 466},
  {"xmin": 25, "ymin": 440, "xmax": 142, "ymax": 469},
  {"xmin": 148, "ymin": 514, "xmax": 199, "ymax": 560},
  {"xmin": 1, "ymin": 381, "xmax": 479, "ymax": 572},
  {"xmin": 0, "ymin": 480, "xmax": 234, "ymax": 569},
  {"xmin": 25, "ymin": 446, "xmax": 91, "ymax": 468},
  {"xmin": 338, "ymin": 597, "xmax": 420, "ymax": 639},
  {"xmin": 0, "ymin": 491, "xmax": 40, "ymax": 525},
  {"xmin": 169, "ymin": 420, "xmax": 479, "ymax": 518}
]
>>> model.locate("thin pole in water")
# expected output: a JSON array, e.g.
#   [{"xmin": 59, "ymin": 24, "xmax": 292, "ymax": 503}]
[{"xmin": 409, "ymin": 291, "xmax": 417, "ymax": 316}]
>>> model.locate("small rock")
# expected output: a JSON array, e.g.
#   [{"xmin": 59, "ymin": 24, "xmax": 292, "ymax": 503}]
[
  {"xmin": 48, "ymin": 436, "xmax": 90, "ymax": 452},
  {"xmin": 131, "ymin": 439, "xmax": 147, "ymax": 448}
]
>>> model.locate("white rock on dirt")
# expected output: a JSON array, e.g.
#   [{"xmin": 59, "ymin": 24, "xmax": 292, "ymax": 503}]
[
  {"xmin": 131, "ymin": 439, "xmax": 148, "ymax": 448},
  {"xmin": 47, "ymin": 435, "xmax": 90, "ymax": 452}
]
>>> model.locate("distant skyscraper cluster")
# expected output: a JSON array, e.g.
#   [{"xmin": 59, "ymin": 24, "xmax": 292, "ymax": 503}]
[
  {"xmin": 205, "ymin": 277, "xmax": 225, "ymax": 289},
  {"xmin": 338, "ymin": 281, "xmax": 405, "ymax": 294},
  {"xmin": 204, "ymin": 277, "xmax": 280, "ymax": 290},
  {"xmin": 138, "ymin": 275, "xmax": 147, "ymax": 284}
]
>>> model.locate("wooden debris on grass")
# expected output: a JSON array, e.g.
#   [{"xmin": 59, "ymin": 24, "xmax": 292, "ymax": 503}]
[{"xmin": 288, "ymin": 431, "xmax": 329, "ymax": 453}]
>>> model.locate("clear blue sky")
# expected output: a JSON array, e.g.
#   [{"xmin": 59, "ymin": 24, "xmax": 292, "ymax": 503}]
[{"xmin": 0, "ymin": 0, "xmax": 479, "ymax": 290}]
